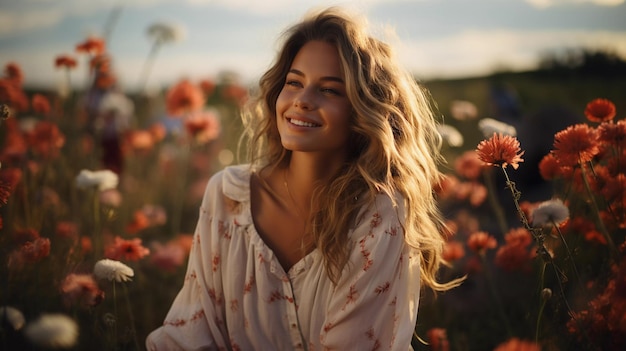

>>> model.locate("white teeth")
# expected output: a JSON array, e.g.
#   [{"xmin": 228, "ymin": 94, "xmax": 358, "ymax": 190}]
[{"xmin": 289, "ymin": 118, "xmax": 318, "ymax": 127}]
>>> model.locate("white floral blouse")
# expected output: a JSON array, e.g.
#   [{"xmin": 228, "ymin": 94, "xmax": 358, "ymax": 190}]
[{"xmin": 146, "ymin": 164, "xmax": 421, "ymax": 351}]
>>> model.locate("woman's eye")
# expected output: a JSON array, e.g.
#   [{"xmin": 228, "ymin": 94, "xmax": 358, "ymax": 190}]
[
  {"xmin": 321, "ymin": 87, "xmax": 340, "ymax": 96},
  {"xmin": 285, "ymin": 80, "xmax": 301, "ymax": 87}
]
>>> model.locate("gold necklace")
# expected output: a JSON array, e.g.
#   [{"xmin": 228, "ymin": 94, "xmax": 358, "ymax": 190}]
[{"xmin": 283, "ymin": 168, "xmax": 306, "ymax": 221}]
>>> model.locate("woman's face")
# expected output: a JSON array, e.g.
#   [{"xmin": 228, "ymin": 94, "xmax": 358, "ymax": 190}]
[{"xmin": 275, "ymin": 40, "xmax": 353, "ymax": 160}]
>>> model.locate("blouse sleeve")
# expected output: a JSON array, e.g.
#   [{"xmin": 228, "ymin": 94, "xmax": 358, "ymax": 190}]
[
  {"xmin": 145, "ymin": 174, "xmax": 228, "ymax": 351},
  {"xmin": 320, "ymin": 195, "xmax": 421, "ymax": 351}
]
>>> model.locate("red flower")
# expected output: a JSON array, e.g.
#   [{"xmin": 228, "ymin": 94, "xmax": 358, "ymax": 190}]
[
  {"xmin": 8, "ymin": 237, "xmax": 51, "ymax": 269},
  {"xmin": 55, "ymin": 55, "xmax": 78, "ymax": 69},
  {"xmin": 426, "ymin": 328, "xmax": 450, "ymax": 351},
  {"xmin": 454, "ymin": 150, "xmax": 485, "ymax": 180},
  {"xmin": 166, "ymin": 79, "xmax": 205, "ymax": 117},
  {"xmin": 27, "ymin": 121, "xmax": 66, "ymax": 159},
  {"xmin": 55, "ymin": 221, "xmax": 79, "ymax": 240},
  {"xmin": 199, "ymin": 79, "xmax": 216, "ymax": 97},
  {"xmin": 598, "ymin": 119, "xmax": 626, "ymax": 148},
  {"xmin": 442, "ymin": 241, "xmax": 465, "ymax": 262},
  {"xmin": 4, "ymin": 63, "xmax": 24, "ymax": 86},
  {"xmin": 585, "ymin": 98, "xmax": 616, "ymax": 123},
  {"xmin": 0, "ymin": 79, "xmax": 29, "ymax": 112},
  {"xmin": 105, "ymin": 236, "xmax": 150, "ymax": 261},
  {"xmin": 493, "ymin": 338, "xmax": 541, "ymax": 351},
  {"xmin": 494, "ymin": 228, "xmax": 535, "ymax": 272},
  {"xmin": 60, "ymin": 273, "xmax": 104, "ymax": 308},
  {"xmin": 552, "ymin": 123, "xmax": 600, "ymax": 167},
  {"xmin": 75, "ymin": 36, "xmax": 106, "ymax": 55},
  {"xmin": 467, "ymin": 231, "xmax": 497, "ymax": 254},
  {"xmin": 125, "ymin": 211, "xmax": 150, "ymax": 234},
  {"xmin": 476, "ymin": 133, "xmax": 524, "ymax": 170},
  {"xmin": 31, "ymin": 94, "xmax": 51, "ymax": 116},
  {"xmin": 184, "ymin": 110, "xmax": 221, "ymax": 144}
]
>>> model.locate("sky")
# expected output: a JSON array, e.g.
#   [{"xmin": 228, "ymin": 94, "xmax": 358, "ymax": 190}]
[{"xmin": 1, "ymin": 0, "xmax": 625, "ymax": 92}]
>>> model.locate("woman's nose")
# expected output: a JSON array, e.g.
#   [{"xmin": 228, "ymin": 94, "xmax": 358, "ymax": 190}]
[{"xmin": 294, "ymin": 88, "xmax": 314, "ymax": 110}]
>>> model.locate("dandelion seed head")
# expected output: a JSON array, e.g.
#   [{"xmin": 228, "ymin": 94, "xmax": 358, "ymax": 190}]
[
  {"xmin": 531, "ymin": 198, "xmax": 569, "ymax": 227},
  {"xmin": 93, "ymin": 259, "xmax": 134, "ymax": 282},
  {"xmin": 478, "ymin": 118, "xmax": 517, "ymax": 137},
  {"xmin": 24, "ymin": 314, "xmax": 78, "ymax": 349},
  {"xmin": 437, "ymin": 124, "xmax": 464, "ymax": 147},
  {"xmin": 75, "ymin": 169, "xmax": 119, "ymax": 191}
]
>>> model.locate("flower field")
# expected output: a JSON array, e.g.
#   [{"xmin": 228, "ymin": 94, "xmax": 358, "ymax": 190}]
[{"xmin": 1, "ymin": 32, "xmax": 626, "ymax": 350}]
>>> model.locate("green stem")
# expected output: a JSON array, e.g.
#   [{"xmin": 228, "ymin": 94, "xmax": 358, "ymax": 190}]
[
  {"xmin": 553, "ymin": 222, "xmax": 584, "ymax": 292},
  {"xmin": 484, "ymin": 169, "xmax": 508, "ymax": 234},
  {"xmin": 535, "ymin": 263, "xmax": 547, "ymax": 342},
  {"xmin": 122, "ymin": 284, "xmax": 140, "ymax": 350}
]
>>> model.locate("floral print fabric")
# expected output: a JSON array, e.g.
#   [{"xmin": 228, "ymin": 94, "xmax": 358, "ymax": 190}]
[{"xmin": 146, "ymin": 164, "xmax": 420, "ymax": 350}]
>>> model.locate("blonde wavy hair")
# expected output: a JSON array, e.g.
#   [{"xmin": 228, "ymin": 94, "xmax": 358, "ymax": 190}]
[{"xmin": 241, "ymin": 7, "xmax": 461, "ymax": 291}]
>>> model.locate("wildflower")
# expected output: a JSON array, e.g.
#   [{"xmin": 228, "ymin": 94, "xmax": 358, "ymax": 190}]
[
  {"xmin": 126, "ymin": 130, "xmax": 156, "ymax": 152},
  {"xmin": 0, "ymin": 306, "xmax": 25, "ymax": 330},
  {"xmin": 150, "ymin": 241, "xmax": 186, "ymax": 272},
  {"xmin": 55, "ymin": 55, "xmax": 78, "ymax": 69},
  {"xmin": 437, "ymin": 124, "xmax": 464, "ymax": 147},
  {"xmin": 184, "ymin": 110, "xmax": 221, "ymax": 144},
  {"xmin": 75, "ymin": 36, "xmax": 105, "ymax": 55},
  {"xmin": 538, "ymin": 152, "xmax": 567, "ymax": 181},
  {"xmin": 31, "ymin": 94, "xmax": 51, "ymax": 116},
  {"xmin": 426, "ymin": 328, "xmax": 450, "ymax": 351},
  {"xmin": 531, "ymin": 198, "xmax": 569, "ymax": 227},
  {"xmin": 21, "ymin": 237, "xmax": 51, "ymax": 263},
  {"xmin": 467, "ymin": 231, "xmax": 497, "ymax": 254},
  {"xmin": 552, "ymin": 123, "xmax": 600, "ymax": 167},
  {"xmin": 99, "ymin": 189, "xmax": 122, "ymax": 207},
  {"xmin": 27, "ymin": 121, "xmax": 66, "ymax": 159},
  {"xmin": 105, "ymin": 236, "xmax": 150, "ymax": 261},
  {"xmin": 598, "ymin": 119, "xmax": 626, "ymax": 148},
  {"xmin": 0, "ymin": 179, "xmax": 12, "ymax": 205},
  {"xmin": 94, "ymin": 259, "xmax": 134, "ymax": 282},
  {"xmin": 60, "ymin": 273, "xmax": 104, "ymax": 307},
  {"xmin": 166, "ymin": 79, "xmax": 205, "ymax": 117},
  {"xmin": 495, "ymin": 228, "xmax": 535, "ymax": 272},
  {"xmin": 55, "ymin": 221, "xmax": 79, "ymax": 240},
  {"xmin": 4, "ymin": 62, "xmax": 24, "ymax": 86},
  {"xmin": 0, "ymin": 78, "xmax": 29, "ymax": 112},
  {"xmin": 454, "ymin": 150, "xmax": 484, "ymax": 180},
  {"xmin": 476, "ymin": 133, "xmax": 525, "ymax": 170},
  {"xmin": 149, "ymin": 122, "xmax": 167, "ymax": 142},
  {"xmin": 478, "ymin": 118, "xmax": 516, "ymax": 138},
  {"xmin": 147, "ymin": 22, "xmax": 186, "ymax": 44},
  {"xmin": 493, "ymin": 338, "xmax": 540, "ymax": 351},
  {"xmin": 24, "ymin": 314, "xmax": 79, "ymax": 348},
  {"xmin": 585, "ymin": 98, "xmax": 616, "ymax": 123},
  {"xmin": 200, "ymin": 79, "xmax": 216, "ymax": 97},
  {"xmin": 449, "ymin": 100, "xmax": 478, "ymax": 121},
  {"xmin": 75, "ymin": 169, "xmax": 119, "ymax": 191},
  {"xmin": 221, "ymin": 83, "xmax": 248, "ymax": 106},
  {"xmin": 125, "ymin": 211, "xmax": 150, "ymax": 234},
  {"xmin": 442, "ymin": 241, "xmax": 465, "ymax": 263}
]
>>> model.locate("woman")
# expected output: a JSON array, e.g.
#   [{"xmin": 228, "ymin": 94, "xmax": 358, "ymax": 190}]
[{"xmin": 147, "ymin": 7, "xmax": 461, "ymax": 350}]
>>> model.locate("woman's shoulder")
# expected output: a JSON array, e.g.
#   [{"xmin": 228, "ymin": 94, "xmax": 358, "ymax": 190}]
[
  {"xmin": 203, "ymin": 164, "xmax": 253, "ymax": 204},
  {"xmin": 351, "ymin": 191, "xmax": 406, "ymax": 235}
]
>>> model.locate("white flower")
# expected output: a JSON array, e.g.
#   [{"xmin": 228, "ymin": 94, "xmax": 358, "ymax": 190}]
[
  {"xmin": 532, "ymin": 198, "xmax": 570, "ymax": 227},
  {"xmin": 24, "ymin": 314, "xmax": 78, "ymax": 348},
  {"xmin": 75, "ymin": 169, "xmax": 118, "ymax": 191},
  {"xmin": 0, "ymin": 306, "xmax": 25, "ymax": 330},
  {"xmin": 437, "ymin": 124, "xmax": 464, "ymax": 147},
  {"xmin": 94, "ymin": 259, "xmax": 134, "ymax": 282},
  {"xmin": 478, "ymin": 118, "xmax": 517, "ymax": 138},
  {"xmin": 147, "ymin": 22, "xmax": 186, "ymax": 44},
  {"xmin": 449, "ymin": 100, "xmax": 478, "ymax": 121}
]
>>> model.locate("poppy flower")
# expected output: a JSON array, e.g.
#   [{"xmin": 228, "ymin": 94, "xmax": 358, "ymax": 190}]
[
  {"xmin": 60, "ymin": 273, "xmax": 104, "ymax": 307},
  {"xmin": 584, "ymin": 98, "xmax": 616, "ymax": 123},
  {"xmin": 75, "ymin": 36, "xmax": 106, "ymax": 56},
  {"xmin": 454, "ymin": 150, "xmax": 484, "ymax": 180},
  {"xmin": 442, "ymin": 241, "xmax": 465, "ymax": 262},
  {"xmin": 467, "ymin": 231, "xmax": 497, "ymax": 254},
  {"xmin": 31, "ymin": 94, "xmax": 51, "ymax": 116},
  {"xmin": 476, "ymin": 133, "xmax": 525, "ymax": 170},
  {"xmin": 104, "ymin": 236, "xmax": 150, "ymax": 261},
  {"xmin": 598, "ymin": 119, "xmax": 626, "ymax": 148},
  {"xmin": 426, "ymin": 328, "xmax": 450, "ymax": 351},
  {"xmin": 4, "ymin": 63, "xmax": 23, "ymax": 86},
  {"xmin": 184, "ymin": 110, "xmax": 221, "ymax": 144},
  {"xmin": 27, "ymin": 121, "xmax": 66, "ymax": 159},
  {"xmin": 552, "ymin": 123, "xmax": 600, "ymax": 167},
  {"xmin": 165, "ymin": 79, "xmax": 205, "ymax": 117},
  {"xmin": 55, "ymin": 55, "xmax": 78, "ymax": 69}
]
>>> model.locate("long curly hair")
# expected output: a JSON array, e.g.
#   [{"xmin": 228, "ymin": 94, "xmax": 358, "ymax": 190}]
[{"xmin": 241, "ymin": 7, "xmax": 461, "ymax": 291}]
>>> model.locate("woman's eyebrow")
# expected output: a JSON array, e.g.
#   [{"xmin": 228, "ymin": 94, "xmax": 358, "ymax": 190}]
[{"xmin": 288, "ymin": 69, "xmax": 344, "ymax": 84}]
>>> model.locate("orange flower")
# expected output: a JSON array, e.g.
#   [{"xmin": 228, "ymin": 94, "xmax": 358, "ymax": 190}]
[
  {"xmin": 454, "ymin": 150, "xmax": 485, "ymax": 180},
  {"xmin": 552, "ymin": 123, "xmax": 600, "ymax": 167},
  {"xmin": 538, "ymin": 153, "xmax": 567, "ymax": 181},
  {"xmin": 442, "ymin": 241, "xmax": 465, "ymax": 262},
  {"xmin": 598, "ymin": 119, "xmax": 626, "ymax": 148},
  {"xmin": 476, "ymin": 133, "xmax": 524, "ymax": 170},
  {"xmin": 166, "ymin": 79, "xmax": 205, "ymax": 117},
  {"xmin": 75, "ymin": 36, "xmax": 106, "ymax": 55},
  {"xmin": 467, "ymin": 231, "xmax": 497, "ymax": 254},
  {"xmin": 495, "ymin": 228, "xmax": 535, "ymax": 272},
  {"xmin": 184, "ymin": 110, "xmax": 221, "ymax": 144},
  {"xmin": 105, "ymin": 236, "xmax": 150, "ymax": 261},
  {"xmin": 125, "ymin": 211, "xmax": 150, "ymax": 234},
  {"xmin": 149, "ymin": 123, "xmax": 167, "ymax": 142},
  {"xmin": 27, "ymin": 121, "xmax": 66, "ymax": 159},
  {"xmin": 60, "ymin": 273, "xmax": 104, "ymax": 308},
  {"xmin": 199, "ymin": 79, "xmax": 216, "ymax": 97},
  {"xmin": 126, "ymin": 130, "xmax": 155, "ymax": 152},
  {"xmin": 585, "ymin": 98, "xmax": 616, "ymax": 123},
  {"xmin": 55, "ymin": 221, "xmax": 79, "ymax": 240},
  {"xmin": 55, "ymin": 55, "xmax": 78, "ymax": 69},
  {"xmin": 0, "ymin": 79, "xmax": 29, "ymax": 112},
  {"xmin": 31, "ymin": 94, "xmax": 51, "ymax": 116},
  {"xmin": 426, "ymin": 328, "xmax": 450, "ymax": 351},
  {"xmin": 4, "ymin": 62, "xmax": 24, "ymax": 86},
  {"xmin": 493, "ymin": 338, "xmax": 541, "ymax": 351}
]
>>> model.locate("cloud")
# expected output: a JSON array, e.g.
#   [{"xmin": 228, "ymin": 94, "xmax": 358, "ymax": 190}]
[
  {"xmin": 526, "ymin": 0, "xmax": 624, "ymax": 8},
  {"xmin": 397, "ymin": 29, "xmax": 626, "ymax": 79}
]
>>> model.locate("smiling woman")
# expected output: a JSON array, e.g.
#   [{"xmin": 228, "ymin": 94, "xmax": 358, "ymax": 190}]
[{"xmin": 146, "ymin": 6, "xmax": 463, "ymax": 350}]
